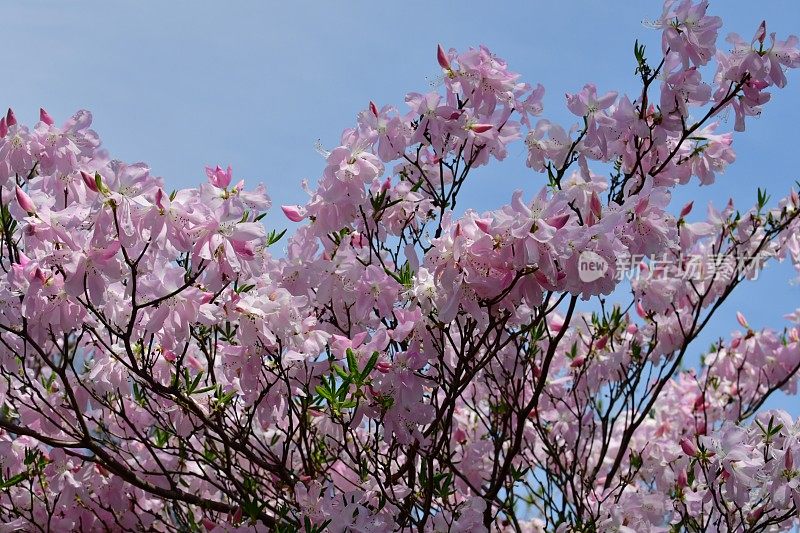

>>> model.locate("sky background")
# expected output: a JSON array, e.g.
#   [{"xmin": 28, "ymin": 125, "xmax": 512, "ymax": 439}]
[{"xmin": 3, "ymin": 1, "xmax": 800, "ymax": 413}]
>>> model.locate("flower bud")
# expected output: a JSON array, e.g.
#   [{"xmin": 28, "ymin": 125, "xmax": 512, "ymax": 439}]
[
  {"xmin": 15, "ymin": 186, "xmax": 36, "ymax": 214},
  {"xmin": 39, "ymin": 108, "xmax": 54, "ymax": 126},
  {"xmin": 547, "ymin": 213, "xmax": 570, "ymax": 229},
  {"xmin": 736, "ymin": 311, "xmax": 750, "ymax": 330},
  {"xmin": 369, "ymin": 101, "xmax": 379, "ymax": 117},
  {"xmin": 6, "ymin": 108, "xmax": 16, "ymax": 127},
  {"xmin": 590, "ymin": 191, "xmax": 602, "ymax": 219},
  {"xmin": 205, "ymin": 165, "xmax": 232, "ymax": 189},
  {"xmin": 281, "ymin": 205, "xmax": 306, "ymax": 222},
  {"xmin": 0, "ymin": 117, "xmax": 7, "ymax": 138},
  {"xmin": 755, "ymin": 20, "xmax": 767, "ymax": 46},
  {"xmin": 679, "ymin": 437, "xmax": 698, "ymax": 457},
  {"xmin": 676, "ymin": 469, "xmax": 688, "ymax": 489},
  {"xmin": 437, "ymin": 44, "xmax": 451, "ymax": 71},
  {"xmin": 570, "ymin": 356, "xmax": 586, "ymax": 368},
  {"xmin": 680, "ymin": 201, "xmax": 694, "ymax": 219},
  {"xmin": 475, "ymin": 218, "xmax": 492, "ymax": 234},
  {"xmin": 81, "ymin": 171, "xmax": 100, "ymax": 192},
  {"xmin": 469, "ymin": 123, "xmax": 494, "ymax": 133},
  {"xmin": 595, "ymin": 335, "xmax": 608, "ymax": 350},
  {"xmin": 154, "ymin": 188, "xmax": 166, "ymax": 210},
  {"xmin": 747, "ymin": 505, "xmax": 765, "ymax": 525}
]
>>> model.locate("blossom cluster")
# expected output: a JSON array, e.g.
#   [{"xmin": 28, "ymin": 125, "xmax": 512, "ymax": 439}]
[{"xmin": 0, "ymin": 0, "xmax": 799, "ymax": 531}]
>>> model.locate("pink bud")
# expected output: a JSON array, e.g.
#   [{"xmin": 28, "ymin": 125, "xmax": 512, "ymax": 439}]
[
  {"xmin": 230, "ymin": 506, "xmax": 243, "ymax": 525},
  {"xmin": 39, "ymin": 108, "xmax": 54, "ymax": 126},
  {"xmin": 369, "ymin": 101, "xmax": 379, "ymax": 117},
  {"xmin": 570, "ymin": 356, "xmax": 586, "ymax": 368},
  {"xmin": 15, "ymin": 186, "xmax": 36, "ymax": 214},
  {"xmin": 155, "ymin": 188, "xmax": 165, "ymax": 210},
  {"xmin": 676, "ymin": 469, "xmax": 688, "ymax": 489},
  {"xmin": 731, "ymin": 336, "xmax": 742, "ymax": 349},
  {"xmin": 747, "ymin": 505, "xmax": 765, "ymax": 524},
  {"xmin": 547, "ymin": 213, "xmax": 570, "ymax": 229},
  {"xmin": 0, "ymin": 117, "xmax": 7, "ymax": 138},
  {"xmin": 281, "ymin": 205, "xmax": 305, "ymax": 222},
  {"xmin": 381, "ymin": 176, "xmax": 391, "ymax": 193},
  {"xmin": 636, "ymin": 300, "xmax": 647, "ymax": 319},
  {"xmin": 680, "ymin": 201, "xmax": 694, "ymax": 218},
  {"xmin": 680, "ymin": 437, "xmax": 698, "ymax": 457},
  {"xmin": 590, "ymin": 191, "xmax": 602, "ymax": 219},
  {"xmin": 786, "ymin": 448, "xmax": 794, "ymax": 471},
  {"xmin": 204, "ymin": 165, "xmax": 232, "ymax": 189},
  {"xmin": 80, "ymin": 171, "xmax": 99, "ymax": 192},
  {"xmin": 755, "ymin": 20, "xmax": 767, "ymax": 45},
  {"xmin": 6, "ymin": 108, "xmax": 16, "ymax": 127},
  {"xmin": 475, "ymin": 218, "xmax": 492, "ymax": 234},
  {"xmin": 736, "ymin": 311, "xmax": 750, "ymax": 330},
  {"xmin": 470, "ymin": 123, "xmax": 494, "ymax": 133},
  {"xmin": 201, "ymin": 517, "xmax": 217, "ymax": 530},
  {"xmin": 375, "ymin": 361, "xmax": 392, "ymax": 374},
  {"xmin": 695, "ymin": 421, "xmax": 707, "ymax": 436},
  {"xmin": 595, "ymin": 335, "xmax": 608, "ymax": 350},
  {"xmin": 437, "ymin": 44, "xmax": 451, "ymax": 70},
  {"xmin": 693, "ymin": 395, "xmax": 706, "ymax": 412},
  {"xmin": 163, "ymin": 349, "xmax": 177, "ymax": 362}
]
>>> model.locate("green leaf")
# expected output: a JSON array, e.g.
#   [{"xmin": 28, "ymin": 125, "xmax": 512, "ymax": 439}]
[
  {"xmin": 362, "ymin": 351, "xmax": 379, "ymax": 379},
  {"xmin": 0, "ymin": 472, "xmax": 29, "ymax": 490},
  {"xmin": 346, "ymin": 348, "xmax": 358, "ymax": 375}
]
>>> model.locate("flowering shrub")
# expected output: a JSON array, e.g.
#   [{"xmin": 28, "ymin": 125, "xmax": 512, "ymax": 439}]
[{"xmin": 2, "ymin": 1, "xmax": 800, "ymax": 531}]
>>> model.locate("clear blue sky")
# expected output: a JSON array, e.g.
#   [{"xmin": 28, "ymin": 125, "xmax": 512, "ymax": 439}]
[{"xmin": 3, "ymin": 1, "xmax": 800, "ymax": 412}]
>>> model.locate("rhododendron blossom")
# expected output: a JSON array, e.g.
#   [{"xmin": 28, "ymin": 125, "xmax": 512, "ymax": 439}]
[{"xmin": 1, "ymin": 2, "xmax": 800, "ymax": 531}]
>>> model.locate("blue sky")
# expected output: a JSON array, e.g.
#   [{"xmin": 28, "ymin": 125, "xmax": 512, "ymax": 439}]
[{"xmin": 3, "ymin": 1, "xmax": 800, "ymax": 412}]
